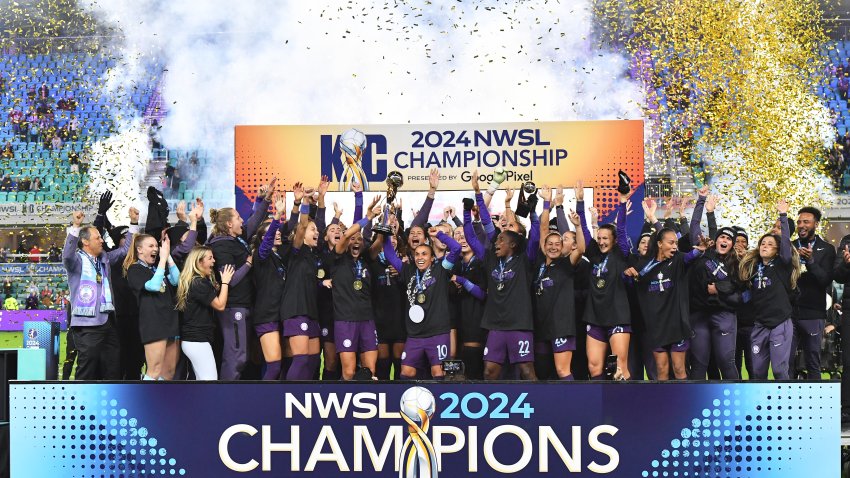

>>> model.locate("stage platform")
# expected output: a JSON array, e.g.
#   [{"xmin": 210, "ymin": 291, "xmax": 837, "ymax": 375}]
[{"xmin": 8, "ymin": 380, "xmax": 840, "ymax": 477}]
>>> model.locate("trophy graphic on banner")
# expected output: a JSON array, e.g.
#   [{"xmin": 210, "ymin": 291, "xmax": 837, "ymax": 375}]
[
  {"xmin": 338, "ymin": 128, "xmax": 370, "ymax": 191},
  {"xmin": 373, "ymin": 170, "xmax": 404, "ymax": 236},
  {"xmin": 398, "ymin": 386, "xmax": 438, "ymax": 478}
]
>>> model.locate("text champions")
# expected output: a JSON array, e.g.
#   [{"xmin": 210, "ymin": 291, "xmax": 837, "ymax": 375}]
[{"xmin": 218, "ymin": 392, "xmax": 619, "ymax": 474}]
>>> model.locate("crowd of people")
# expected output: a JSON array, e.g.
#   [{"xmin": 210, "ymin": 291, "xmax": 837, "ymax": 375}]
[{"xmin": 59, "ymin": 170, "xmax": 845, "ymax": 392}]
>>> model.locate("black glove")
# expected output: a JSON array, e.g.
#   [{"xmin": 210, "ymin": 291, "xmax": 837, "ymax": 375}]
[
  {"xmin": 526, "ymin": 192, "xmax": 538, "ymax": 211},
  {"xmin": 97, "ymin": 191, "xmax": 114, "ymax": 216},
  {"xmin": 462, "ymin": 198, "xmax": 475, "ymax": 212}
]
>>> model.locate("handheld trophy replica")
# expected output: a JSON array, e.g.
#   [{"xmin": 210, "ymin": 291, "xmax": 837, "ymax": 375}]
[
  {"xmin": 373, "ymin": 170, "xmax": 404, "ymax": 236},
  {"xmin": 338, "ymin": 128, "xmax": 370, "ymax": 191}
]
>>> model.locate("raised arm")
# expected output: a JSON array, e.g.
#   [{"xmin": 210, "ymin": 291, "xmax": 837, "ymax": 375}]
[
  {"xmin": 172, "ymin": 204, "xmax": 200, "ymax": 260},
  {"xmin": 616, "ymin": 194, "xmax": 630, "ymax": 257},
  {"xmin": 463, "ymin": 208, "xmax": 487, "ymax": 261},
  {"xmin": 246, "ymin": 177, "xmax": 276, "ymax": 239},
  {"xmin": 527, "ymin": 207, "xmax": 540, "ymax": 261},
  {"xmin": 382, "ymin": 234, "xmax": 404, "ymax": 272},
  {"xmin": 352, "ymin": 181, "xmax": 364, "ymax": 222},
  {"xmin": 705, "ymin": 194, "xmax": 719, "ymax": 239},
  {"xmin": 538, "ymin": 187, "xmax": 553, "ymax": 253},
  {"xmin": 453, "ymin": 275, "xmax": 487, "ymax": 301},
  {"xmin": 105, "ymin": 207, "xmax": 139, "ymax": 265},
  {"xmin": 63, "ymin": 211, "xmax": 85, "ymax": 273},
  {"xmin": 778, "ymin": 200, "xmax": 792, "ymax": 264},
  {"xmin": 690, "ymin": 185, "xmax": 708, "ymax": 247},
  {"xmin": 293, "ymin": 194, "xmax": 310, "ymax": 250},
  {"xmin": 643, "ymin": 198, "xmax": 663, "ymax": 232},
  {"xmin": 259, "ymin": 219, "xmax": 280, "ymax": 260},
  {"xmin": 435, "ymin": 230, "xmax": 462, "ymax": 269},
  {"xmin": 566, "ymin": 208, "xmax": 585, "ymax": 264},
  {"xmin": 412, "ymin": 168, "xmax": 440, "ymax": 227}
]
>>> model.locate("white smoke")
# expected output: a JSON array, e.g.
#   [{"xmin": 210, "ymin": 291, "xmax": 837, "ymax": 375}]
[{"xmin": 82, "ymin": 0, "xmax": 642, "ymax": 205}]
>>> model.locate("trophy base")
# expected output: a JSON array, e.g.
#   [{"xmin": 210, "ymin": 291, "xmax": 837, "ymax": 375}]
[{"xmin": 372, "ymin": 224, "xmax": 394, "ymax": 236}]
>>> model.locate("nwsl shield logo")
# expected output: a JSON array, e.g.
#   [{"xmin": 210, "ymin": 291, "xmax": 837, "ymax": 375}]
[{"xmin": 27, "ymin": 328, "xmax": 37, "ymax": 339}]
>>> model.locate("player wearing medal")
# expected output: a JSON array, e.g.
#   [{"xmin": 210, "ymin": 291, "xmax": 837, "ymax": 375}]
[
  {"xmin": 627, "ymin": 230, "xmax": 657, "ymax": 380},
  {"xmin": 577, "ymin": 179, "xmax": 634, "ymax": 380},
  {"xmin": 465, "ymin": 183, "xmax": 541, "ymax": 381},
  {"xmin": 738, "ymin": 200, "xmax": 801, "ymax": 380},
  {"xmin": 789, "ymin": 206, "xmax": 835, "ymax": 380},
  {"xmin": 687, "ymin": 186, "xmax": 744, "ymax": 380},
  {"xmin": 125, "ymin": 234, "xmax": 180, "ymax": 380},
  {"xmin": 372, "ymin": 219, "xmax": 407, "ymax": 380},
  {"xmin": 733, "ymin": 228, "xmax": 755, "ymax": 378},
  {"xmin": 382, "ymin": 226, "xmax": 462, "ymax": 379},
  {"xmin": 532, "ymin": 186, "xmax": 586, "ymax": 380},
  {"xmin": 454, "ymin": 176, "xmax": 494, "ymax": 380},
  {"xmin": 251, "ymin": 192, "xmax": 291, "ymax": 380},
  {"xmin": 329, "ymin": 196, "xmax": 383, "ymax": 380},
  {"xmin": 279, "ymin": 180, "xmax": 327, "ymax": 380},
  {"xmin": 626, "ymin": 199, "xmax": 708, "ymax": 381}
]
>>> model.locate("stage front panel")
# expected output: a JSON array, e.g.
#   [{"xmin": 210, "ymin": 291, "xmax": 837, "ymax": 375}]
[{"xmin": 10, "ymin": 381, "xmax": 837, "ymax": 477}]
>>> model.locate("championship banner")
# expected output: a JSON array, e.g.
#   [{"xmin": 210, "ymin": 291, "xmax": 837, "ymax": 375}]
[
  {"xmin": 234, "ymin": 121, "xmax": 644, "ymax": 218},
  {"xmin": 0, "ymin": 262, "xmax": 66, "ymax": 276},
  {"xmin": 11, "ymin": 382, "xmax": 837, "ymax": 477}
]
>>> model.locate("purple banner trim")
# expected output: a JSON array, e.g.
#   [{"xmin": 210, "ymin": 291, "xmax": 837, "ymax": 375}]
[{"xmin": 0, "ymin": 309, "xmax": 66, "ymax": 331}]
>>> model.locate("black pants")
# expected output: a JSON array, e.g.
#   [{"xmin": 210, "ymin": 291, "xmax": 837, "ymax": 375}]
[
  {"xmin": 842, "ymin": 309, "xmax": 850, "ymax": 413},
  {"xmin": 72, "ymin": 317, "xmax": 121, "ymax": 380},
  {"xmin": 116, "ymin": 313, "xmax": 144, "ymax": 380}
]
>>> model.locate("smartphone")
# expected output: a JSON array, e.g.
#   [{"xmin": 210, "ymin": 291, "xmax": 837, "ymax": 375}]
[{"xmin": 604, "ymin": 354, "xmax": 618, "ymax": 380}]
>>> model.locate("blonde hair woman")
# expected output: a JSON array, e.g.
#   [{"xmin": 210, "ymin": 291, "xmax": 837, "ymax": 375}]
[
  {"xmin": 738, "ymin": 200, "xmax": 801, "ymax": 380},
  {"xmin": 124, "ymin": 234, "xmax": 179, "ymax": 380},
  {"xmin": 176, "ymin": 246, "xmax": 234, "ymax": 380}
]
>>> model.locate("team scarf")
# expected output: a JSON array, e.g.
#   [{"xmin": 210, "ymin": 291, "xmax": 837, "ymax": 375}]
[{"xmin": 72, "ymin": 250, "xmax": 114, "ymax": 316}]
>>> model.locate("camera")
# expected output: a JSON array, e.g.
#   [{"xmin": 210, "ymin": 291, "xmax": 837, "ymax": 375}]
[{"xmin": 442, "ymin": 360, "xmax": 466, "ymax": 381}]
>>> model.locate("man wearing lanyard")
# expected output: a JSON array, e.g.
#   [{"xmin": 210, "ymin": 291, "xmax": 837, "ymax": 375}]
[
  {"xmin": 63, "ymin": 207, "xmax": 139, "ymax": 380},
  {"xmin": 790, "ymin": 207, "xmax": 835, "ymax": 380}
]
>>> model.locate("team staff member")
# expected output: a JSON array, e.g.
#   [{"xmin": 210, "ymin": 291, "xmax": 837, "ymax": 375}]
[
  {"xmin": 207, "ymin": 178, "xmax": 276, "ymax": 380},
  {"xmin": 738, "ymin": 200, "xmax": 800, "ymax": 380},
  {"xmin": 252, "ymin": 193, "xmax": 290, "ymax": 380},
  {"xmin": 789, "ymin": 207, "xmax": 835, "ymax": 380},
  {"xmin": 63, "ymin": 207, "xmax": 139, "ymax": 380},
  {"xmin": 533, "ymin": 186, "xmax": 585, "ymax": 380},
  {"xmin": 125, "ymin": 234, "xmax": 180, "ymax": 380},
  {"xmin": 465, "ymin": 186, "xmax": 540, "ymax": 381},
  {"xmin": 176, "ymin": 247, "xmax": 235, "ymax": 380},
  {"xmin": 382, "ymin": 227, "xmax": 463, "ymax": 379},
  {"xmin": 330, "ymin": 197, "xmax": 382, "ymax": 379}
]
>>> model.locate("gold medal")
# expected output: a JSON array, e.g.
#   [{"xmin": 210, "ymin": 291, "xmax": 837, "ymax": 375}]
[
  {"xmin": 317, "ymin": 268, "xmax": 326, "ymax": 279},
  {"xmin": 353, "ymin": 279, "xmax": 363, "ymax": 290},
  {"xmin": 96, "ymin": 273, "xmax": 102, "ymax": 284},
  {"xmin": 596, "ymin": 279, "xmax": 606, "ymax": 289},
  {"xmin": 497, "ymin": 282, "xmax": 505, "ymax": 291},
  {"xmin": 160, "ymin": 283, "xmax": 166, "ymax": 293},
  {"xmin": 536, "ymin": 288, "xmax": 543, "ymax": 296},
  {"xmin": 416, "ymin": 293, "xmax": 426, "ymax": 304}
]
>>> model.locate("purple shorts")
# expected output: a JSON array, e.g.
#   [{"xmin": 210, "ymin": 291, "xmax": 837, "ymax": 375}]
[
  {"xmin": 320, "ymin": 325, "xmax": 334, "ymax": 342},
  {"xmin": 402, "ymin": 334, "xmax": 450, "ymax": 368},
  {"xmin": 535, "ymin": 337, "xmax": 576, "ymax": 355},
  {"xmin": 335, "ymin": 320, "xmax": 378, "ymax": 353},
  {"xmin": 282, "ymin": 315, "xmax": 320, "ymax": 338},
  {"xmin": 254, "ymin": 321, "xmax": 281, "ymax": 338},
  {"xmin": 654, "ymin": 339, "xmax": 690, "ymax": 353},
  {"xmin": 586, "ymin": 324, "xmax": 632, "ymax": 343},
  {"xmin": 484, "ymin": 330, "xmax": 534, "ymax": 364}
]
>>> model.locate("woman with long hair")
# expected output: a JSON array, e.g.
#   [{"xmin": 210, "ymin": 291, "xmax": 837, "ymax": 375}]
[
  {"xmin": 280, "ymin": 180, "xmax": 326, "ymax": 380},
  {"xmin": 124, "ymin": 234, "xmax": 179, "ymax": 380},
  {"xmin": 373, "ymin": 223, "xmax": 408, "ymax": 380},
  {"xmin": 577, "ymin": 180, "xmax": 633, "ymax": 380},
  {"xmin": 176, "ymin": 247, "xmax": 235, "ymax": 380},
  {"xmin": 206, "ymin": 179, "xmax": 275, "ymax": 380},
  {"xmin": 738, "ymin": 200, "xmax": 800, "ymax": 380},
  {"xmin": 330, "ymin": 196, "xmax": 382, "ymax": 379}
]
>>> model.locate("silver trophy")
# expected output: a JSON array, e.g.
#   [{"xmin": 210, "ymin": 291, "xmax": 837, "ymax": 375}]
[{"xmin": 373, "ymin": 171, "xmax": 403, "ymax": 236}]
